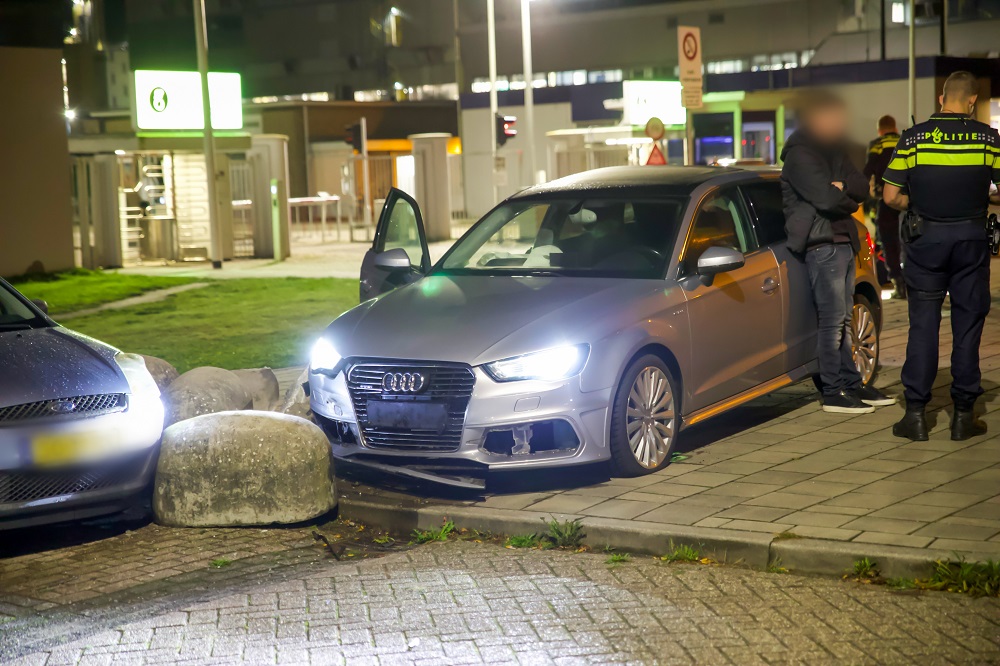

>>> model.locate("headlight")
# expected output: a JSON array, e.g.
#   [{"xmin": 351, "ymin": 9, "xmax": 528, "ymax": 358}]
[
  {"xmin": 310, "ymin": 337, "xmax": 343, "ymax": 375},
  {"xmin": 114, "ymin": 352, "xmax": 164, "ymax": 430},
  {"xmin": 484, "ymin": 344, "xmax": 590, "ymax": 382},
  {"xmin": 114, "ymin": 352, "xmax": 160, "ymax": 399}
]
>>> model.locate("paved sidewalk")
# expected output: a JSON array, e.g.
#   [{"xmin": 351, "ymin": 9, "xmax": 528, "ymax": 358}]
[
  {"xmin": 339, "ymin": 271, "xmax": 1000, "ymax": 571},
  {"xmin": 4, "ymin": 541, "xmax": 999, "ymax": 665}
]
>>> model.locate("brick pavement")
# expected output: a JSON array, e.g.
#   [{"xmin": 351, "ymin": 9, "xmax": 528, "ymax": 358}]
[
  {"xmin": 340, "ymin": 271, "xmax": 1000, "ymax": 566},
  {"xmin": 0, "ymin": 523, "xmax": 318, "ymax": 616},
  {"xmin": 3, "ymin": 541, "xmax": 999, "ymax": 665}
]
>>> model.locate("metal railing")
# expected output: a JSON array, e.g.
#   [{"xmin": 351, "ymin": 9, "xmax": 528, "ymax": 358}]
[{"xmin": 288, "ymin": 195, "xmax": 350, "ymax": 242}]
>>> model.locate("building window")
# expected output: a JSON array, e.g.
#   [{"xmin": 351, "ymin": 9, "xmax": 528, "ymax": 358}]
[{"xmin": 891, "ymin": 1, "xmax": 906, "ymax": 23}]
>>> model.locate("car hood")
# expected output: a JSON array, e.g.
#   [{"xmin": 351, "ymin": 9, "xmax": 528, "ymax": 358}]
[
  {"xmin": 0, "ymin": 327, "xmax": 127, "ymax": 408},
  {"xmin": 328, "ymin": 274, "xmax": 660, "ymax": 365}
]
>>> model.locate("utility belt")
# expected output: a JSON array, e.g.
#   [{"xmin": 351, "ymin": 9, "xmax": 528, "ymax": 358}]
[{"xmin": 900, "ymin": 211, "xmax": 997, "ymax": 254}]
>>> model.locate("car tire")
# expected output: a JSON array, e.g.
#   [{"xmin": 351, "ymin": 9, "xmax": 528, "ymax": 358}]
[
  {"xmin": 851, "ymin": 293, "xmax": 880, "ymax": 387},
  {"xmin": 609, "ymin": 354, "xmax": 679, "ymax": 477}
]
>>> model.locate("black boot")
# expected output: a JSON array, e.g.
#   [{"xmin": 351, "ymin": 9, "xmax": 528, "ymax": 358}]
[
  {"xmin": 951, "ymin": 408, "xmax": 987, "ymax": 441},
  {"xmin": 893, "ymin": 408, "xmax": 929, "ymax": 441}
]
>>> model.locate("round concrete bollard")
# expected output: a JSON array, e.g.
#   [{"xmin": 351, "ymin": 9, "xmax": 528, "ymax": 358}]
[
  {"xmin": 232, "ymin": 368, "xmax": 280, "ymax": 411},
  {"xmin": 153, "ymin": 411, "xmax": 336, "ymax": 527},
  {"xmin": 140, "ymin": 354, "xmax": 180, "ymax": 392},
  {"xmin": 279, "ymin": 368, "xmax": 312, "ymax": 420},
  {"xmin": 163, "ymin": 367, "xmax": 253, "ymax": 427}
]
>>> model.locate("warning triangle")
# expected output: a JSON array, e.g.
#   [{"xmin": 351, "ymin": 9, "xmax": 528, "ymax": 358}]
[{"xmin": 646, "ymin": 144, "xmax": 666, "ymax": 165}]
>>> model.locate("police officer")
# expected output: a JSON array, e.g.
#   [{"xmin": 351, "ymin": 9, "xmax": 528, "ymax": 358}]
[
  {"xmin": 864, "ymin": 115, "xmax": 904, "ymax": 298},
  {"xmin": 882, "ymin": 71, "xmax": 1000, "ymax": 441}
]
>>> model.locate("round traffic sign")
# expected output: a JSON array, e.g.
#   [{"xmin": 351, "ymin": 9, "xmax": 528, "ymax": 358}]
[
  {"xmin": 645, "ymin": 117, "xmax": 665, "ymax": 141},
  {"xmin": 682, "ymin": 32, "xmax": 698, "ymax": 61}
]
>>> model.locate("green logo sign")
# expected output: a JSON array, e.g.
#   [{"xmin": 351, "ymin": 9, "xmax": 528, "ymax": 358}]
[
  {"xmin": 149, "ymin": 87, "xmax": 168, "ymax": 113},
  {"xmin": 931, "ymin": 127, "xmax": 943, "ymax": 144},
  {"xmin": 134, "ymin": 70, "xmax": 242, "ymax": 131}
]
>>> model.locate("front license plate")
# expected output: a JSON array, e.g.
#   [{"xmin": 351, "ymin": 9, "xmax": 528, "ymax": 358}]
[
  {"xmin": 367, "ymin": 401, "xmax": 448, "ymax": 431},
  {"xmin": 31, "ymin": 432, "xmax": 106, "ymax": 467}
]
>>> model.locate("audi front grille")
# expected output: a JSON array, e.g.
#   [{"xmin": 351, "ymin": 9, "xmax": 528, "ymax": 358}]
[
  {"xmin": 0, "ymin": 393, "xmax": 127, "ymax": 426},
  {"xmin": 346, "ymin": 361, "xmax": 475, "ymax": 453}
]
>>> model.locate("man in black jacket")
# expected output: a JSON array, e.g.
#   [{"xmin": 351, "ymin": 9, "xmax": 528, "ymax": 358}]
[{"xmin": 781, "ymin": 91, "xmax": 895, "ymax": 414}]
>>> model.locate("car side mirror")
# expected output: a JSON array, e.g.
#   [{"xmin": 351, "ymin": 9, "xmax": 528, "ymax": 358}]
[
  {"xmin": 373, "ymin": 247, "xmax": 413, "ymax": 272},
  {"xmin": 31, "ymin": 299, "xmax": 49, "ymax": 315},
  {"xmin": 696, "ymin": 246, "xmax": 745, "ymax": 275}
]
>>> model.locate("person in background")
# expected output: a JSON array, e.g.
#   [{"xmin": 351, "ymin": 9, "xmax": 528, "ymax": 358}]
[
  {"xmin": 864, "ymin": 114, "xmax": 904, "ymax": 298},
  {"xmin": 781, "ymin": 90, "xmax": 896, "ymax": 414},
  {"xmin": 882, "ymin": 71, "xmax": 1000, "ymax": 441}
]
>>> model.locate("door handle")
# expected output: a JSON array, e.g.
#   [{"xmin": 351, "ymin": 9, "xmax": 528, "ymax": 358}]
[{"xmin": 761, "ymin": 277, "xmax": 778, "ymax": 293}]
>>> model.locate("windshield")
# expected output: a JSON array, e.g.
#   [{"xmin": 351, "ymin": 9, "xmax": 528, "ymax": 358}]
[
  {"xmin": 0, "ymin": 281, "xmax": 46, "ymax": 330},
  {"xmin": 436, "ymin": 196, "xmax": 686, "ymax": 278}
]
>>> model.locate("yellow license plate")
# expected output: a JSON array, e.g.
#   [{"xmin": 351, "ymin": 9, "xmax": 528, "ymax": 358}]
[{"xmin": 31, "ymin": 432, "xmax": 106, "ymax": 467}]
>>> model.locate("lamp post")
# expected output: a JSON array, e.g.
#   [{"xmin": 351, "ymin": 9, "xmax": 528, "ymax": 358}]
[
  {"xmin": 907, "ymin": 0, "xmax": 916, "ymax": 124},
  {"xmin": 193, "ymin": 0, "xmax": 222, "ymax": 269},
  {"xmin": 487, "ymin": 0, "xmax": 499, "ymax": 204},
  {"xmin": 519, "ymin": 0, "xmax": 537, "ymax": 186}
]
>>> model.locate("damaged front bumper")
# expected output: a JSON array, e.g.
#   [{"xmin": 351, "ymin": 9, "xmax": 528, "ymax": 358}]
[{"xmin": 308, "ymin": 363, "xmax": 612, "ymax": 485}]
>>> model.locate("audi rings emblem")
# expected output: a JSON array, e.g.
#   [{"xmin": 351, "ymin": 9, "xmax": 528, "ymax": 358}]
[{"xmin": 381, "ymin": 371, "xmax": 427, "ymax": 394}]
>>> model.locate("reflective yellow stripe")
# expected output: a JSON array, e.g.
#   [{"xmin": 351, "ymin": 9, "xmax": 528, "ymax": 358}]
[
  {"xmin": 917, "ymin": 152, "xmax": 988, "ymax": 166},
  {"xmin": 894, "ymin": 147, "xmax": 916, "ymax": 154},
  {"xmin": 888, "ymin": 155, "xmax": 914, "ymax": 170},
  {"xmin": 915, "ymin": 143, "xmax": 991, "ymax": 151},
  {"xmin": 883, "ymin": 177, "xmax": 904, "ymax": 187}
]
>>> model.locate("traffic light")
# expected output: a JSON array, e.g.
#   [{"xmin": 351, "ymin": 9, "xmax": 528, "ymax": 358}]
[
  {"xmin": 344, "ymin": 122, "xmax": 363, "ymax": 151},
  {"xmin": 495, "ymin": 113, "xmax": 517, "ymax": 148}
]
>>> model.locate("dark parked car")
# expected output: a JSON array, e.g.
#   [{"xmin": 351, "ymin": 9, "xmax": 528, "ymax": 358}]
[{"xmin": 0, "ymin": 279, "xmax": 164, "ymax": 529}]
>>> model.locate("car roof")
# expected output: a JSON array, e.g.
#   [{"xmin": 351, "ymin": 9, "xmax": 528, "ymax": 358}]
[{"xmin": 511, "ymin": 165, "xmax": 774, "ymax": 200}]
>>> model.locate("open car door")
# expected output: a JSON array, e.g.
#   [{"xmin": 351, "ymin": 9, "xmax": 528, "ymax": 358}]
[{"xmin": 359, "ymin": 188, "xmax": 431, "ymax": 301}]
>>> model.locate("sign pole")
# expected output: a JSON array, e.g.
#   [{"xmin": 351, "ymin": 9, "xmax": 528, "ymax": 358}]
[
  {"xmin": 194, "ymin": 0, "xmax": 222, "ymax": 269},
  {"xmin": 677, "ymin": 25, "xmax": 703, "ymax": 165}
]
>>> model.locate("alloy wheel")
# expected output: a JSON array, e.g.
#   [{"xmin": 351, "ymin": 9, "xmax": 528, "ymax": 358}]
[
  {"xmin": 851, "ymin": 302, "xmax": 878, "ymax": 385},
  {"xmin": 625, "ymin": 367, "xmax": 675, "ymax": 469}
]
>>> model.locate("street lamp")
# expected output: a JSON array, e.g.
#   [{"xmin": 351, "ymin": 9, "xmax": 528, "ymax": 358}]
[
  {"xmin": 520, "ymin": 0, "xmax": 537, "ymax": 187},
  {"xmin": 194, "ymin": 0, "xmax": 223, "ymax": 269},
  {"xmin": 486, "ymin": 0, "xmax": 539, "ymax": 204}
]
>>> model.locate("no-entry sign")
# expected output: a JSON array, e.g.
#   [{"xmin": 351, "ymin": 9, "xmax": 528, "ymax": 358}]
[
  {"xmin": 677, "ymin": 26, "xmax": 703, "ymax": 109},
  {"xmin": 677, "ymin": 26, "xmax": 702, "ymax": 86}
]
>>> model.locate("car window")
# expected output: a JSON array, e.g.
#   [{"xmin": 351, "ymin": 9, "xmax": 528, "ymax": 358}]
[
  {"xmin": 0, "ymin": 282, "xmax": 45, "ymax": 329},
  {"xmin": 379, "ymin": 197, "xmax": 424, "ymax": 269},
  {"xmin": 437, "ymin": 197, "xmax": 685, "ymax": 278},
  {"xmin": 742, "ymin": 180, "xmax": 787, "ymax": 245},
  {"xmin": 681, "ymin": 189, "xmax": 754, "ymax": 274}
]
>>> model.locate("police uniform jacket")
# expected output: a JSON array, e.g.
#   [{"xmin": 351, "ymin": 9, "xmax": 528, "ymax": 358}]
[{"xmin": 883, "ymin": 113, "xmax": 1000, "ymax": 223}]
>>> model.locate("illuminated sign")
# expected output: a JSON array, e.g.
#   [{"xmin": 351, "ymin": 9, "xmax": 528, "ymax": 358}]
[
  {"xmin": 622, "ymin": 81, "xmax": 685, "ymax": 127},
  {"xmin": 134, "ymin": 70, "xmax": 243, "ymax": 131}
]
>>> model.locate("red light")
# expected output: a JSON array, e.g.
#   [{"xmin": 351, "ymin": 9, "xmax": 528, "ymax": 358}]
[
  {"xmin": 751, "ymin": 140, "xmax": 756, "ymax": 146},
  {"xmin": 765, "ymin": 135, "xmax": 771, "ymax": 142},
  {"xmin": 741, "ymin": 139, "xmax": 747, "ymax": 145},
  {"xmin": 866, "ymin": 231, "xmax": 875, "ymax": 255}
]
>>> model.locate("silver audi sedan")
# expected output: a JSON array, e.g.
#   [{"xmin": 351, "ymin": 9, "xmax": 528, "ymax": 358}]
[
  {"xmin": 309, "ymin": 166, "xmax": 881, "ymax": 487},
  {"xmin": 0, "ymin": 280, "xmax": 164, "ymax": 528}
]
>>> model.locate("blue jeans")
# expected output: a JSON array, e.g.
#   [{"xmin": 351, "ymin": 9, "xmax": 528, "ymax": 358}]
[{"xmin": 806, "ymin": 243, "xmax": 863, "ymax": 397}]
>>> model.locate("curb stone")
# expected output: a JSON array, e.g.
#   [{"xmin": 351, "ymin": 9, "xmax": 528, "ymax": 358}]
[
  {"xmin": 339, "ymin": 497, "xmax": 998, "ymax": 580},
  {"xmin": 340, "ymin": 498, "xmax": 773, "ymax": 566}
]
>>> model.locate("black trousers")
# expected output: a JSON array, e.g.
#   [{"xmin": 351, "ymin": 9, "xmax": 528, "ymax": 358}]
[
  {"xmin": 901, "ymin": 220, "xmax": 991, "ymax": 410},
  {"xmin": 876, "ymin": 201, "xmax": 903, "ymax": 282}
]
